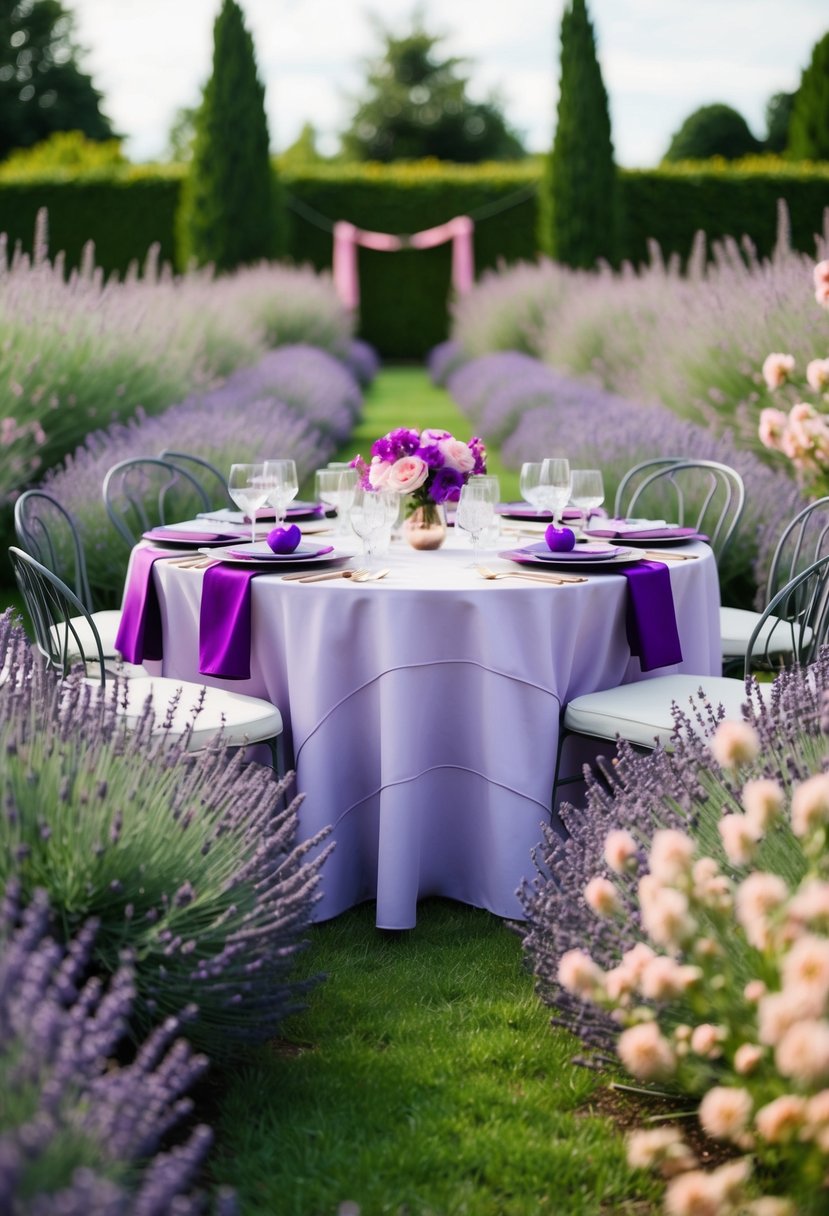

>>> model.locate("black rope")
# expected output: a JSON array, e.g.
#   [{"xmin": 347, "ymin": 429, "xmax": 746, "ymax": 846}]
[{"xmin": 284, "ymin": 178, "xmax": 538, "ymax": 235}]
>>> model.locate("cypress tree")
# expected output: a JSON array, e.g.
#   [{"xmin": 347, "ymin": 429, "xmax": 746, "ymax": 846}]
[
  {"xmin": 537, "ymin": 0, "xmax": 619, "ymax": 268},
  {"xmin": 178, "ymin": 0, "xmax": 283, "ymax": 270},
  {"xmin": 787, "ymin": 32, "xmax": 829, "ymax": 161}
]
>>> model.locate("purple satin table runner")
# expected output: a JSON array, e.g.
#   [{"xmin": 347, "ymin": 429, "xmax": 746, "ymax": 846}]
[
  {"xmin": 618, "ymin": 560, "xmax": 683, "ymax": 671},
  {"xmin": 115, "ymin": 546, "xmax": 181, "ymax": 663},
  {"xmin": 199, "ymin": 565, "xmax": 263, "ymax": 680}
]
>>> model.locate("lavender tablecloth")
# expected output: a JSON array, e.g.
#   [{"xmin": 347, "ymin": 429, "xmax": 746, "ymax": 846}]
[{"xmin": 141, "ymin": 536, "xmax": 721, "ymax": 928}]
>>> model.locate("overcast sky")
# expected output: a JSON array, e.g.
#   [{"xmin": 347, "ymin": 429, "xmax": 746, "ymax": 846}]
[{"xmin": 68, "ymin": 0, "xmax": 827, "ymax": 167}]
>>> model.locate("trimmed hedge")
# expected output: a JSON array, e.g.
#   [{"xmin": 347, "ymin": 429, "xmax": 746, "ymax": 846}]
[{"xmin": 0, "ymin": 158, "xmax": 827, "ymax": 355}]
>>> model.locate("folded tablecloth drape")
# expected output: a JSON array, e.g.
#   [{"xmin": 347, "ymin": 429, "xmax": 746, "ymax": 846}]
[
  {"xmin": 115, "ymin": 546, "xmax": 181, "ymax": 663},
  {"xmin": 617, "ymin": 560, "xmax": 683, "ymax": 671},
  {"xmin": 198, "ymin": 565, "xmax": 263, "ymax": 680}
]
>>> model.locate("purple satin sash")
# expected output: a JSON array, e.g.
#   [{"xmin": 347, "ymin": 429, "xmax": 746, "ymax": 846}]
[
  {"xmin": 198, "ymin": 565, "xmax": 263, "ymax": 680},
  {"xmin": 115, "ymin": 547, "xmax": 180, "ymax": 663},
  {"xmin": 618, "ymin": 560, "xmax": 683, "ymax": 672}
]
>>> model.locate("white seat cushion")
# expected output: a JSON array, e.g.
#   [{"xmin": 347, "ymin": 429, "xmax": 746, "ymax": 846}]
[
  {"xmin": 719, "ymin": 606, "xmax": 809, "ymax": 660},
  {"xmin": 84, "ymin": 675, "xmax": 283, "ymax": 752},
  {"xmin": 51, "ymin": 610, "xmax": 148, "ymax": 677},
  {"xmin": 563, "ymin": 673, "xmax": 768, "ymax": 750}
]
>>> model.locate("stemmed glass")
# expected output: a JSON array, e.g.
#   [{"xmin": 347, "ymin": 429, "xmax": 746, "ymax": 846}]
[
  {"xmin": 519, "ymin": 462, "xmax": 547, "ymax": 512},
  {"xmin": 315, "ymin": 467, "xmax": 358, "ymax": 541},
  {"xmin": 570, "ymin": 469, "xmax": 605, "ymax": 534},
  {"xmin": 263, "ymin": 459, "xmax": 299, "ymax": 527},
  {"xmin": 227, "ymin": 462, "xmax": 268, "ymax": 544},
  {"xmin": 539, "ymin": 457, "xmax": 572, "ymax": 528},
  {"xmin": 349, "ymin": 487, "xmax": 397, "ymax": 567},
  {"xmin": 456, "ymin": 481, "xmax": 496, "ymax": 566},
  {"xmin": 469, "ymin": 474, "xmax": 501, "ymax": 545}
]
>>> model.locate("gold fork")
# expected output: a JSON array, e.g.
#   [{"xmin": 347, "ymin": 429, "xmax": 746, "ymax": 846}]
[
  {"xmin": 476, "ymin": 565, "xmax": 586, "ymax": 586},
  {"xmin": 351, "ymin": 567, "xmax": 390, "ymax": 582}
]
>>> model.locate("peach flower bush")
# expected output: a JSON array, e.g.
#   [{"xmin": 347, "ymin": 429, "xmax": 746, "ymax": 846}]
[
  {"xmin": 758, "ymin": 261, "xmax": 829, "ymax": 499},
  {"xmin": 554, "ymin": 718, "xmax": 829, "ymax": 1214}
]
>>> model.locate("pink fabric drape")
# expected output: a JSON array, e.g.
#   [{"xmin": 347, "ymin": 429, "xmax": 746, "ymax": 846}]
[{"xmin": 332, "ymin": 215, "xmax": 475, "ymax": 310}]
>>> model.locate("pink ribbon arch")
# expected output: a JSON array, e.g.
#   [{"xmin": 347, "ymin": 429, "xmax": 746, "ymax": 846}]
[{"xmin": 332, "ymin": 215, "xmax": 475, "ymax": 311}]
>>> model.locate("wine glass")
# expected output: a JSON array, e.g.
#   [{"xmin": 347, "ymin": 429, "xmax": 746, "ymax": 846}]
[
  {"xmin": 519, "ymin": 462, "xmax": 547, "ymax": 512},
  {"xmin": 349, "ymin": 487, "xmax": 396, "ymax": 567},
  {"xmin": 227, "ymin": 462, "xmax": 268, "ymax": 544},
  {"xmin": 469, "ymin": 474, "xmax": 501, "ymax": 545},
  {"xmin": 263, "ymin": 459, "xmax": 299, "ymax": 527},
  {"xmin": 570, "ymin": 469, "xmax": 605, "ymax": 534},
  {"xmin": 315, "ymin": 467, "xmax": 358, "ymax": 540},
  {"xmin": 539, "ymin": 457, "xmax": 572, "ymax": 528},
  {"xmin": 456, "ymin": 481, "xmax": 496, "ymax": 566}
]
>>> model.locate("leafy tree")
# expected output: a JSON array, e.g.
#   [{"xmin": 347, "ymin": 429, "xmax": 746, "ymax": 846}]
[
  {"xmin": 663, "ymin": 103, "xmax": 762, "ymax": 161},
  {"xmin": 279, "ymin": 121, "xmax": 327, "ymax": 167},
  {"xmin": 538, "ymin": 0, "xmax": 619, "ymax": 268},
  {"xmin": 764, "ymin": 90, "xmax": 796, "ymax": 154},
  {"xmin": 0, "ymin": 128, "xmax": 126, "ymax": 177},
  {"xmin": 788, "ymin": 31, "xmax": 829, "ymax": 160},
  {"xmin": 178, "ymin": 0, "xmax": 283, "ymax": 271},
  {"xmin": 0, "ymin": 0, "xmax": 115, "ymax": 161},
  {"xmin": 165, "ymin": 104, "xmax": 197, "ymax": 163},
  {"xmin": 339, "ymin": 10, "xmax": 525, "ymax": 162}
]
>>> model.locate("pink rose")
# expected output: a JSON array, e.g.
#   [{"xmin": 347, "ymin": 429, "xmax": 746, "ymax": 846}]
[
  {"xmin": 386, "ymin": 455, "xmax": 428, "ymax": 493},
  {"xmin": 806, "ymin": 358, "xmax": 829, "ymax": 392},
  {"xmin": 758, "ymin": 407, "xmax": 788, "ymax": 451},
  {"xmin": 438, "ymin": 437, "xmax": 475, "ymax": 474},
  {"xmin": 368, "ymin": 457, "xmax": 393, "ymax": 489}
]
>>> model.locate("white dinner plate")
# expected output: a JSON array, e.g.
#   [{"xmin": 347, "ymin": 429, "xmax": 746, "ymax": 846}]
[{"xmin": 198, "ymin": 543, "xmax": 347, "ymax": 568}]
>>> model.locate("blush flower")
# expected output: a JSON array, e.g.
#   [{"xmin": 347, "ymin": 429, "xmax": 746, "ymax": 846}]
[
  {"xmin": 791, "ymin": 774, "xmax": 829, "ymax": 837},
  {"xmin": 584, "ymin": 875, "xmax": 621, "ymax": 917},
  {"xmin": 762, "ymin": 352, "xmax": 796, "ymax": 389},
  {"xmin": 438, "ymin": 436, "xmax": 476, "ymax": 474},
  {"xmin": 781, "ymin": 934, "xmax": 829, "ymax": 1004},
  {"xmin": 806, "ymin": 358, "xmax": 829, "ymax": 392},
  {"xmin": 557, "ymin": 949, "xmax": 603, "ymax": 999},
  {"xmin": 603, "ymin": 828, "xmax": 638, "ymax": 873},
  {"xmin": 386, "ymin": 455, "xmax": 429, "ymax": 493},
  {"xmin": 626, "ymin": 1126, "xmax": 696, "ymax": 1175},
  {"xmin": 734, "ymin": 1042, "xmax": 764, "ymax": 1074},
  {"xmin": 648, "ymin": 829, "xmax": 695, "ymax": 883},
  {"xmin": 690, "ymin": 1023, "xmax": 725, "ymax": 1058},
  {"xmin": 710, "ymin": 720, "xmax": 760, "ymax": 770},
  {"xmin": 741, "ymin": 779, "xmax": 784, "ymax": 834},
  {"xmin": 755, "ymin": 1094, "xmax": 807, "ymax": 1143},
  {"xmin": 775, "ymin": 1019, "xmax": 829, "ymax": 1084},
  {"xmin": 617, "ymin": 1021, "xmax": 677, "ymax": 1081},
  {"xmin": 719, "ymin": 813, "xmax": 760, "ymax": 867},
  {"xmin": 698, "ymin": 1085, "xmax": 753, "ymax": 1143},
  {"xmin": 758, "ymin": 407, "xmax": 789, "ymax": 451},
  {"xmin": 735, "ymin": 872, "xmax": 788, "ymax": 949}
]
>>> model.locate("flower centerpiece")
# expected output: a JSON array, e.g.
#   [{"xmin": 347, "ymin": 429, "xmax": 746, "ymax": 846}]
[
  {"xmin": 758, "ymin": 260, "xmax": 829, "ymax": 500},
  {"xmin": 352, "ymin": 427, "xmax": 487, "ymax": 549}
]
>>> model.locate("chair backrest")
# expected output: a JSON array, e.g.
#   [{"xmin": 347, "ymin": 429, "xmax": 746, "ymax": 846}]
[
  {"xmin": 766, "ymin": 496, "xmax": 829, "ymax": 607},
  {"xmin": 745, "ymin": 551, "xmax": 829, "ymax": 675},
  {"xmin": 8, "ymin": 546, "xmax": 105, "ymax": 684},
  {"xmin": 14, "ymin": 489, "xmax": 94, "ymax": 611},
  {"xmin": 614, "ymin": 458, "xmax": 745, "ymax": 561},
  {"xmin": 102, "ymin": 457, "xmax": 211, "ymax": 547},
  {"xmin": 158, "ymin": 450, "xmax": 232, "ymax": 508}
]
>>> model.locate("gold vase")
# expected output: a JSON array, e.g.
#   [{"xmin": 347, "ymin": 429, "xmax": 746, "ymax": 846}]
[{"xmin": 403, "ymin": 502, "xmax": 447, "ymax": 550}]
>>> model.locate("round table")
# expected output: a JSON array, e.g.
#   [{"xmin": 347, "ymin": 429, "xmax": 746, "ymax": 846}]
[{"xmin": 146, "ymin": 533, "xmax": 721, "ymax": 928}]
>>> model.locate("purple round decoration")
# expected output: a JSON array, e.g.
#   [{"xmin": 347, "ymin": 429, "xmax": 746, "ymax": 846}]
[
  {"xmin": 545, "ymin": 524, "xmax": 576, "ymax": 552},
  {"xmin": 267, "ymin": 524, "xmax": 302, "ymax": 554}
]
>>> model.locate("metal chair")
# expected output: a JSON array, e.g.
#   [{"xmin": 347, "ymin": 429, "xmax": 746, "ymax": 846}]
[
  {"xmin": 614, "ymin": 458, "xmax": 745, "ymax": 562},
  {"xmin": 102, "ymin": 457, "xmax": 212, "ymax": 548},
  {"xmin": 159, "ymin": 450, "xmax": 232, "ymax": 509},
  {"xmin": 9, "ymin": 546, "xmax": 285, "ymax": 769},
  {"xmin": 14, "ymin": 489, "xmax": 134, "ymax": 672},
  {"xmin": 721, "ymin": 497, "xmax": 829, "ymax": 674},
  {"xmin": 554, "ymin": 552, "xmax": 829, "ymax": 794}
]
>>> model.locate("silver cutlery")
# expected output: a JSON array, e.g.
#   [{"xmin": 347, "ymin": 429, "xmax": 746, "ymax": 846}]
[{"xmin": 642, "ymin": 550, "xmax": 698, "ymax": 562}]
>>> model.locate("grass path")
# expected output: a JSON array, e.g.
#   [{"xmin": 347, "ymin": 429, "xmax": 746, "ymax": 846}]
[{"xmin": 210, "ymin": 364, "xmax": 659, "ymax": 1215}]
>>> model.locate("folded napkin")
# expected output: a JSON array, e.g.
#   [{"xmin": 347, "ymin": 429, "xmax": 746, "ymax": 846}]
[
  {"xmin": 618, "ymin": 560, "xmax": 683, "ymax": 671},
  {"xmin": 199, "ymin": 565, "xmax": 264, "ymax": 680},
  {"xmin": 115, "ymin": 546, "xmax": 181, "ymax": 664}
]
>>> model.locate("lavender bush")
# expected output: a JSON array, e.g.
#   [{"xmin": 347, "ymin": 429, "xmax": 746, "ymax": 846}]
[
  {"xmin": 0, "ymin": 210, "xmax": 354, "ymax": 503},
  {"xmin": 39, "ymin": 344, "xmax": 359, "ymax": 603},
  {"xmin": 449, "ymin": 203, "xmax": 829, "ymax": 491},
  {"xmin": 344, "ymin": 338, "xmax": 381, "ymax": 387},
  {"xmin": 426, "ymin": 339, "xmax": 469, "ymax": 387},
  {"xmin": 0, "ymin": 886, "xmax": 237, "ymax": 1215},
  {"xmin": 0, "ymin": 611, "xmax": 331, "ymax": 1056},
  {"xmin": 447, "ymin": 350, "xmax": 807, "ymax": 606}
]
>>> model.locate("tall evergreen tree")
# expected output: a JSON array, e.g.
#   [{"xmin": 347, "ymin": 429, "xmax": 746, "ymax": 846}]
[
  {"xmin": 339, "ymin": 13, "xmax": 525, "ymax": 163},
  {"xmin": 787, "ymin": 31, "xmax": 829, "ymax": 161},
  {"xmin": 537, "ymin": 0, "xmax": 619, "ymax": 268},
  {"xmin": 178, "ymin": 0, "xmax": 282, "ymax": 271},
  {"xmin": 0, "ymin": 0, "xmax": 115, "ymax": 161}
]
